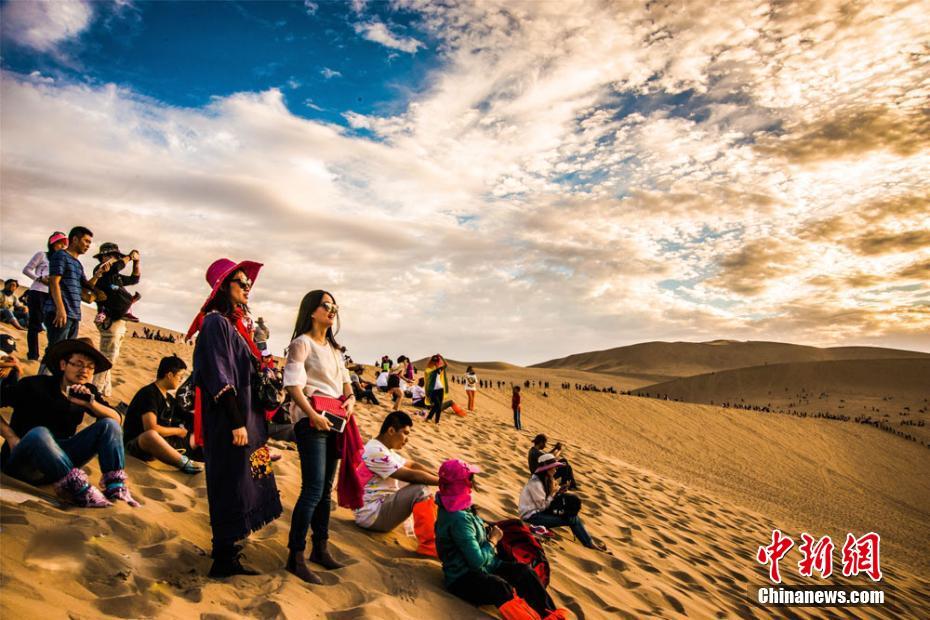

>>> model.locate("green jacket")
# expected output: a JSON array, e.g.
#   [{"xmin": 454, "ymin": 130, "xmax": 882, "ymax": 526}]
[{"xmin": 434, "ymin": 499, "xmax": 500, "ymax": 586}]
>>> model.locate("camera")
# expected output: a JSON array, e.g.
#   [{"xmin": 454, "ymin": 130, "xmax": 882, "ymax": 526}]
[{"xmin": 68, "ymin": 385, "xmax": 93, "ymax": 402}]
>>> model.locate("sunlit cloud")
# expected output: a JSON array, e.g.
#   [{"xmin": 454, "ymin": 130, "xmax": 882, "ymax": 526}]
[{"xmin": 2, "ymin": 0, "xmax": 929, "ymax": 362}]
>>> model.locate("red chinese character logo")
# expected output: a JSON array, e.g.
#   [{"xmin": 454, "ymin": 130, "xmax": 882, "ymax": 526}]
[
  {"xmin": 842, "ymin": 532, "xmax": 882, "ymax": 581},
  {"xmin": 797, "ymin": 533, "xmax": 834, "ymax": 578},
  {"xmin": 757, "ymin": 529, "xmax": 794, "ymax": 583}
]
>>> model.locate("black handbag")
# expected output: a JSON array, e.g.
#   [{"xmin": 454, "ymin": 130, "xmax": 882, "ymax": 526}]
[
  {"xmin": 252, "ymin": 365, "xmax": 282, "ymax": 411},
  {"xmin": 548, "ymin": 493, "xmax": 582, "ymax": 518}
]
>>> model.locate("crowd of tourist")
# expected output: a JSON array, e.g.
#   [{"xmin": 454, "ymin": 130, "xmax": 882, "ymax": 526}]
[{"xmin": 0, "ymin": 230, "xmax": 611, "ymax": 619}]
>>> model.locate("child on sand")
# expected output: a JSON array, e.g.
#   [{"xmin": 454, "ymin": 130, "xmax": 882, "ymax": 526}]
[{"xmin": 123, "ymin": 355, "xmax": 203, "ymax": 474}]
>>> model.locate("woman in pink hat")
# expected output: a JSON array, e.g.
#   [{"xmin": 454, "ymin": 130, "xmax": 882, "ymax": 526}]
[
  {"xmin": 21, "ymin": 232, "xmax": 67, "ymax": 360},
  {"xmin": 434, "ymin": 459, "xmax": 567, "ymax": 620},
  {"xmin": 190, "ymin": 258, "xmax": 283, "ymax": 578},
  {"xmin": 519, "ymin": 453, "xmax": 605, "ymax": 551}
]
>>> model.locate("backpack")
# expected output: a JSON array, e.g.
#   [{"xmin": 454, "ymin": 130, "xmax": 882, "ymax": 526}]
[
  {"xmin": 548, "ymin": 493, "xmax": 582, "ymax": 518},
  {"xmin": 173, "ymin": 375, "xmax": 196, "ymax": 429},
  {"xmin": 493, "ymin": 518, "xmax": 551, "ymax": 587}
]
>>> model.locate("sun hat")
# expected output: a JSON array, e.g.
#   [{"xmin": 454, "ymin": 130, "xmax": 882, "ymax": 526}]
[
  {"xmin": 93, "ymin": 242, "xmax": 125, "ymax": 259},
  {"xmin": 43, "ymin": 337, "xmax": 112, "ymax": 373},
  {"xmin": 48, "ymin": 232, "xmax": 67, "ymax": 246},
  {"xmin": 199, "ymin": 258, "xmax": 262, "ymax": 312},
  {"xmin": 534, "ymin": 453, "xmax": 563, "ymax": 475},
  {"xmin": 437, "ymin": 459, "xmax": 482, "ymax": 512}
]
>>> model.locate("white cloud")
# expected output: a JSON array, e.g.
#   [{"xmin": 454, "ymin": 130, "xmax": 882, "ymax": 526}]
[
  {"xmin": 354, "ymin": 19, "xmax": 423, "ymax": 54},
  {"xmin": 0, "ymin": 0, "xmax": 94, "ymax": 54},
  {"xmin": 320, "ymin": 67, "xmax": 342, "ymax": 79},
  {"xmin": 303, "ymin": 0, "xmax": 318, "ymax": 15},
  {"xmin": 3, "ymin": 0, "xmax": 929, "ymax": 361}
]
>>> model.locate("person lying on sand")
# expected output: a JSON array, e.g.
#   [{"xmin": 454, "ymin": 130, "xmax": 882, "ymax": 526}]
[
  {"xmin": 435, "ymin": 459, "xmax": 569, "ymax": 619},
  {"xmin": 123, "ymin": 355, "xmax": 203, "ymax": 475},
  {"xmin": 355, "ymin": 411, "xmax": 440, "ymax": 555},
  {"xmin": 0, "ymin": 337, "xmax": 140, "ymax": 507},
  {"xmin": 519, "ymin": 454, "xmax": 605, "ymax": 552}
]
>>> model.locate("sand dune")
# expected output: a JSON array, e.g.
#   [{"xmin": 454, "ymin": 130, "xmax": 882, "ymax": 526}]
[
  {"xmin": 633, "ymin": 358, "xmax": 930, "ymax": 445},
  {"xmin": 532, "ymin": 340, "xmax": 930, "ymax": 380},
  {"xmin": 2, "ymin": 322, "xmax": 929, "ymax": 618}
]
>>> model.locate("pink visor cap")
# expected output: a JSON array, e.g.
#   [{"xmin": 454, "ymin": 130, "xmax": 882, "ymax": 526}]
[{"xmin": 437, "ymin": 459, "xmax": 482, "ymax": 512}]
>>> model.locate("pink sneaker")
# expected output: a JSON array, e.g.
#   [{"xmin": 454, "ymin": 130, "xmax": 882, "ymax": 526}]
[
  {"xmin": 54, "ymin": 468, "xmax": 112, "ymax": 508},
  {"xmin": 101, "ymin": 470, "xmax": 141, "ymax": 507}
]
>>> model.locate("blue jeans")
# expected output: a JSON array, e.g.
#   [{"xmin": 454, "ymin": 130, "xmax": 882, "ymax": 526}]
[
  {"xmin": 287, "ymin": 418, "xmax": 339, "ymax": 551},
  {"xmin": 526, "ymin": 511, "xmax": 594, "ymax": 548},
  {"xmin": 41, "ymin": 314, "xmax": 80, "ymax": 374},
  {"xmin": 513, "ymin": 407, "xmax": 522, "ymax": 430},
  {"xmin": 3, "ymin": 418, "xmax": 125, "ymax": 484}
]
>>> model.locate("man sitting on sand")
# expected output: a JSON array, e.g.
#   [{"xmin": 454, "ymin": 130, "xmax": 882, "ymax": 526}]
[
  {"xmin": 355, "ymin": 411, "xmax": 440, "ymax": 555},
  {"xmin": 0, "ymin": 338, "xmax": 140, "ymax": 507},
  {"xmin": 0, "ymin": 279, "xmax": 28, "ymax": 330},
  {"xmin": 123, "ymin": 355, "xmax": 203, "ymax": 475},
  {"xmin": 528, "ymin": 434, "xmax": 577, "ymax": 490}
]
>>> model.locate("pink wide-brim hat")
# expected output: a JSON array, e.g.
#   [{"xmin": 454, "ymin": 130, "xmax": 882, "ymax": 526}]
[
  {"xmin": 199, "ymin": 258, "xmax": 262, "ymax": 311},
  {"xmin": 437, "ymin": 459, "xmax": 482, "ymax": 512},
  {"xmin": 534, "ymin": 453, "xmax": 564, "ymax": 475}
]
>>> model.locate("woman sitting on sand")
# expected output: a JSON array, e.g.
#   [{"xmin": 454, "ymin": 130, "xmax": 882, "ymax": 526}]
[
  {"xmin": 518, "ymin": 454, "xmax": 606, "ymax": 551},
  {"xmin": 282, "ymin": 290, "xmax": 356, "ymax": 584},
  {"xmin": 189, "ymin": 258, "xmax": 283, "ymax": 577},
  {"xmin": 434, "ymin": 459, "xmax": 567, "ymax": 620}
]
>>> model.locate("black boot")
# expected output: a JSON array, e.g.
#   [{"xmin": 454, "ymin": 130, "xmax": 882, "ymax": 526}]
[
  {"xmin": 309, "ymin": 540, "xmax": 345, "ymax": 570},
  {"xmin": 209, "ymin": 544, "xmax": 260, "ymax": 578},
  {"xmin": 286, "ymin": 549, "xmax": 322, "ymax": 584}
]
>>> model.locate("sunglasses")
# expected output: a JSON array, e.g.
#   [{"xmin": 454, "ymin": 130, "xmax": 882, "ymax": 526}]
[
  {"xmin": 320, "ymin": 301, "xmax": 339, "ymax": 314},
  {"xmin": 229, "ymin": 277, "xmax": 252, "ymax": 290}
]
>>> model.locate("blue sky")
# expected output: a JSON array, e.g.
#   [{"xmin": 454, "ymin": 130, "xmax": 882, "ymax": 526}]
[
  {"xmin": 1, "ymin": 0, "xmax": 928, "ymax": 361},
  {"xmin": 0, "ymin": 1, "xmax": 439, "ymax": 127}
]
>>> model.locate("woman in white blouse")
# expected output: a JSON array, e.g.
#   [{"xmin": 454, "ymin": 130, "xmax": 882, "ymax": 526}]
[
  {"xmin": 282, "ymin": 290, "xmax": 356, "ymax": 585},
  {"xmin": 21, "ymin": 232, "xmax": 67, "ymax": 360}
]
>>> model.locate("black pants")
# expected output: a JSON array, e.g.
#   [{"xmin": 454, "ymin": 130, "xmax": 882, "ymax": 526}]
[
  {"xmin": 448, "ymin": 561, "xmax": 554, "ymax": 615},
  {"xmin": 554, "ymin": 459, "xmax": 576, "ymax": 488},
  {"xmin": 25, "ymin": 290, "xmax": 48, "ymax": 360},
  {"xmin": 425, "ymin": 389, "xmax": 444, "ymax": 423}
]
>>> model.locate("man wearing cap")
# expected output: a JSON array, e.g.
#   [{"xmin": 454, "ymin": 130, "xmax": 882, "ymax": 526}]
[
  {"xmin": 253, "ymin": 317, "xmax": 270, "ymax": 352},
  {"xmin": 354, "ymin": 411, "xmax": 439, "ymax": 554},
  {"xmin": 0, "ymin": 338, "xmax": 140, "ymax": 508},
  {"xmin": 91, "ymin": 242, "xmax": 141, "ymax": 396}
]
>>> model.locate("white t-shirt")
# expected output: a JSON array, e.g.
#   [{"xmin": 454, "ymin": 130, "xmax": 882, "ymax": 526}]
[
  {"xmin": 465, "ymin": 372, "xmax": 478, "ymax": 391},
  {"xmin": 355, "ymin": 438, "xmax": 407, "ymax": 527},
  {"xmin": 283, "ymin": 335, "xmax": 351, "ymax": 422},
  {"xmin": 376, "ymin": 371, "xmax": 389, "ymax": 388},
  {"xmin": 410, "ymin": 385, "xmax": 426, "ymax": 401}
]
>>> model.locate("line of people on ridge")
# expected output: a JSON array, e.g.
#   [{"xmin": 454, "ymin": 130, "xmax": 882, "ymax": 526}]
[{"xmin": 0, "ymin": 242, "xmax": 605, "ymax": 619}]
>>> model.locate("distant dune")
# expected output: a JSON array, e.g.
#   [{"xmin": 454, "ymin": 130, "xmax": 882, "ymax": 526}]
[
  {"xmin": 532, "ymin": 340, "xmax": 930, "ymax": 379},
  {"xmin": 410, "ymin": 358, "xmax": 523, "ymax": 373},
  {"xmin": 634, "ymin": 358, "xmax": 930, "ymax": 443}
]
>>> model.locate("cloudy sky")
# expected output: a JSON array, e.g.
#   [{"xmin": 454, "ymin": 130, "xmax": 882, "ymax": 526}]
[{"xmin": 1, "ymin": 0, "xmax": 928, "ymax": 364}]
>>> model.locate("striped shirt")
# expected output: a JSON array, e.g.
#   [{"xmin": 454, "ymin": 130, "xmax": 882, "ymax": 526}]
[{"xmin": 44, "ymin": 250, "xmax": 85, "ymax": 319}]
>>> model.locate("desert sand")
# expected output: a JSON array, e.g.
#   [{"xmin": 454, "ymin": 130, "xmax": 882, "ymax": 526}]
[{"xmin": 2, "ymin": 318, "xmax": 929, "ymax": 619}]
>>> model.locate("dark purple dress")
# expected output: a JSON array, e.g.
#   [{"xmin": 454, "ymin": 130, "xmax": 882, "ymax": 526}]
[{"xmin": 193, "ymin": 312, "xmax": 282, "ymax": 546}]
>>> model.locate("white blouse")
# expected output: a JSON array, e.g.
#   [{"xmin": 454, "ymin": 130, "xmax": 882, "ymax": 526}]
[{"xmin": 283, "ymin": 335, "xmax": 351, "ymax": 421}]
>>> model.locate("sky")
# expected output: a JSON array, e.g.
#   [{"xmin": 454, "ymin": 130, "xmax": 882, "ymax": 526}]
[{"xmin": 1, "ymin": 0, "xmax": 928, "ymax": 364}]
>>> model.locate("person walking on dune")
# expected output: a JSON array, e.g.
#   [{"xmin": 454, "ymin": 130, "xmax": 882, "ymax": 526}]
[{"xmin": 464, "ymin": 366, "xmax": 478, "ymax": 411}]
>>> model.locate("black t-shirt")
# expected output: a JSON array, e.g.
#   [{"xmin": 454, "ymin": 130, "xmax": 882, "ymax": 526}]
[
  {"xmin": 528, "ymin": 446, "xmax": 543, "ymax": 475},
  {"xmin": 1, "ymin": 375, "xmax": 109, "ymax": 461},
  {"xmin": 96, "ymin": 267, "xmax": 139, "ymax": 319},
  {"xmin": 123, "ymin": 382, "xmax": 173, "ymax": 443}
]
